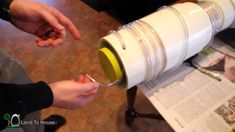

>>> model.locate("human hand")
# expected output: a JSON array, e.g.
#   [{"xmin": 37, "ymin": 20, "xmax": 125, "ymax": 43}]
[
  {"xmin": 224, "ymin": 56, "xmax": 235, "ymax": 82},
  {"xmin": 49, "ymin": 75, "xmax": 99, "ymax": 109},
  {"xmin": 9, "ymin": 0, "xmax": 80, "ymax": 47}
]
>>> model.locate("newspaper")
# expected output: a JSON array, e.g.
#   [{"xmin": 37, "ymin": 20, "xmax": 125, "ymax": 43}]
[{"xmin": 138, "ymin": 38, "xmax": 235, "ymax": 132}]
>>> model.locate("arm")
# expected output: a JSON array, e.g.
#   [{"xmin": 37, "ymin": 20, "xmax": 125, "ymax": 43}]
[
  {"xmin": 0, "ymin": 81, "xmax": 53, "ymax": 129},
  {"xmin": 0, "ymin": 76, "xmax": 99, "ymax": 130},
  {"xmin": 0, "ymin": 1, "xmax": 99, "ymax": 129},
  {"xmin": 0, "ymin": 0, "xmax": 12, "ymax": 21},
  {"xmin": 0, "ymin": 82, "xmax": 53, "ymax": 115},
  {"xmin": 0, "ymin": 0, "xmax": 99, "ymax": 112}
]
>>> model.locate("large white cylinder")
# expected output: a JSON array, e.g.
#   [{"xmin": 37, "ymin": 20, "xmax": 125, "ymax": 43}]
[
  {"xmin": 230, "ymin": 0, "xmax": 235, "ymax": 28},
  {"xmin": 99, "ymin": 0, "xmax": 235, "ymax": 88}
]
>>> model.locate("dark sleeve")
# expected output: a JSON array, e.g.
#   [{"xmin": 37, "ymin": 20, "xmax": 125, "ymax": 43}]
[
  {"xmin": 0, "ymin": 0, "xmax": 12, "ymax": 8},
  {"xmin": 0, "ymin": 81, "xmax": 53, "ymax": 130},
  {"xmin": 0, "ymin": 0, "xmax": 13, "ymax": 21}
]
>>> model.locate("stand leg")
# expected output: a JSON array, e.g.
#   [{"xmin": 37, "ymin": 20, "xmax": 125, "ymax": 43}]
[
  {"xmin": 125, "ymin": 86, "xmax": 164, "ymax": 126},
  {"xmin": 125, "ymin": 86, "xmax": 137, "ymax": 125},
  {"xmin": 127, "ymin": 86, "xmax": 138, "ymax": 108}
]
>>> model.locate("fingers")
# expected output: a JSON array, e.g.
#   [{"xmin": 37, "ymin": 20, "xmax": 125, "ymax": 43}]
[
  {"xmin": 76, "ymin": 75, "xmax": 92, "ymax": 83},
  {"xmin": 75, "ymin": 75, "xmax": 99, "ymax": 96},
  {"xmin": 80, "ymin": 87, "xmax": 99, "ymax": 96},
  {"xmin": 75, "ymin": 80, "xmax": 99, "ymax": 106},
  {"xmin": 36, "ymin": 29, "xmax": 65, "ymax": 47},
  {"xmin": 34, "ymin": 23, "xmax": 52, "ymax": 37},
  {"xmin": 79, "ymin": 82, "xmax": 100, "ymax": 93},
  {"xmin": 37, "ymin": 38, "xmax": 64, "ymax": 47},
  {"xmin": 41, "ymin": 4, "xmax": 80, "ymax": 40},
  {"xmin": 35, "ymin": 3, "xmax": 80, "ymax": 47},
  {"xmin": 36, "ymin": 37, "xmax": 54, "ymax": 47},
  {"xmin": 38, "ymin": 6, "xmax": 65, "ymax": 32},
  {"xmin": 84, "ymin": 76, "xmax": 91, "ymax": 83},
  {"xmin": 76, "ymin": 75, "xmax": 85, "ymax": 83}
]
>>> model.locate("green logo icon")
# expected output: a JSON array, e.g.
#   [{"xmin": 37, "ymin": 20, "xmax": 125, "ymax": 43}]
[
  {"xmin": 3, "ymin": 113, "xmax": 11, "ymax": 120},
  {"xmin": 3, "ymin": 113, "xmax": 20, "ymax": 128}
]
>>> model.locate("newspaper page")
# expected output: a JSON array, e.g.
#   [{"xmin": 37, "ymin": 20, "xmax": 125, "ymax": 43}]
[{"xmin": 138, "ymin": 38, "xmax": 235, "ymax": 132}]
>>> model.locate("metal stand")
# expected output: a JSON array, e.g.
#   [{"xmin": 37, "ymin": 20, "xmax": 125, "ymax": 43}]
[{"xmin": 125, "ymin": 86, "xmax": 164, "ymax": 125}]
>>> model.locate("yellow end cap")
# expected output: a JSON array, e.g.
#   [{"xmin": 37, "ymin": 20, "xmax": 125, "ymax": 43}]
[{"xmin": 98, "ymin": 47, "xmax": 122, "ymax": 82}]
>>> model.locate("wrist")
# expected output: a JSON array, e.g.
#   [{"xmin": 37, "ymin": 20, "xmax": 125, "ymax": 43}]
[{"xmin": 0, "ymin": 0, "xmax": 13, "ymax": 21}]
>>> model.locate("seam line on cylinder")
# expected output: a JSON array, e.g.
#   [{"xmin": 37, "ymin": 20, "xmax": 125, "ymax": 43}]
[
  {"xmin": 125, "ymin": 23, "xmax": 152, "ymax": 81},
  {"xmin": 136, "ymin": 20, "xmax": 167, "ymax": 79},
  {"xmin": 165, "ymin": 6, "xmax": 190, "ymax": 69},
  {"xmin": 108, "ymin": 30, "xmax": 126, "ymax": 50}
]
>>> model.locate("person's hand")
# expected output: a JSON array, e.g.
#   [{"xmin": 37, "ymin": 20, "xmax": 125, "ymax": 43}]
[
  {"xmin": 224, "ymin": 56, "xmax": 235, "ymax": 82},
  {"xmin": 9, "ymin": 0, "xmax": 80, "ymax": 47},
  {"xmin": 49, "ymin": 75, "xmax": 99, "ymax": 109}
]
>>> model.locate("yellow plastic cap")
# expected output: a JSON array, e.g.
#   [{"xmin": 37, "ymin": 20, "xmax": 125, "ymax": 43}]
[{"xmin": 98, "ymin": 47, "xmax": 122, "ymax": 82}]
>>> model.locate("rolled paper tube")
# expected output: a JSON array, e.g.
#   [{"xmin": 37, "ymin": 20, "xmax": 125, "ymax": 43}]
[{"xmin": 98, "ymin": 47, "xmax": 123, "ymax": 82}]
